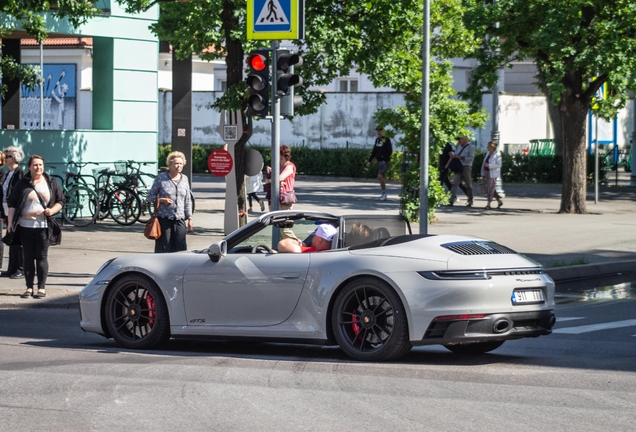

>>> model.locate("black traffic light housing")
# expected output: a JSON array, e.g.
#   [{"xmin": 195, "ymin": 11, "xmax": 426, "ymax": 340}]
[
  {"xmin": 246, "ymin": 50, "xmax": 270, "ymax": 117},
  {"xmin": 276, "ymin": 50, "xmax": 303, "ymax": 116}
]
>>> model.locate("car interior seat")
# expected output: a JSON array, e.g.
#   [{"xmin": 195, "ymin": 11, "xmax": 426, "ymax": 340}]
[{"xmin": 372, "ymin": 227, "xmax": 391, "ymax": 241}]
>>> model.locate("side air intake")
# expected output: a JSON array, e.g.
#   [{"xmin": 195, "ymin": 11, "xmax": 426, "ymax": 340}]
[{"xmin": 442, "ymin": 241, "xmax": 517, "ymax": 256}]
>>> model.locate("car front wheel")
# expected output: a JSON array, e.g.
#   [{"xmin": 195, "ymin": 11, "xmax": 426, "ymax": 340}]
[
  {"xmin": 104, "ymin": 275, "xmax": 170, "ymax": 349},
  {"xmin": 332, "ymin": 277, "xmax": 411, "ymax": 361}
]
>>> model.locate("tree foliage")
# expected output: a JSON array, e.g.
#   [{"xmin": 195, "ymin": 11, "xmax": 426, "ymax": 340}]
[{"xmin": 462, "ymin": 0, "xmax": 636, "ymax": 214}]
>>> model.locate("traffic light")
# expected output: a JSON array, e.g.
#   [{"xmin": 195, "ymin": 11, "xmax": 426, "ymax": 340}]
[
  {"xmin": 276, "ymin": 50, "xmax": 303, "ymax": 96},
  {"xmin": 276, "ymin": 50, "xmax": 303, "ymax": 116},
  {"xmin": 246, "ymin": 50, "xmax": 270, "ymax": 117}
]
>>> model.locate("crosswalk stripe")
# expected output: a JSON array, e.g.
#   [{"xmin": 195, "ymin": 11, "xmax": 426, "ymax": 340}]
[
  {"xmin": 556, "ymin": 317, "xmax": 585, "ymax": 322},
  {"xmin": 553, "ymin": 319, "xmax": 636, "ymax": 334}
]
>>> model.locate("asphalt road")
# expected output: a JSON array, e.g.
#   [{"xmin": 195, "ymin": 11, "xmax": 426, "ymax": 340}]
[{"xmin": 1, "ymin": 295, "xmax": 635, "ymax": 431}]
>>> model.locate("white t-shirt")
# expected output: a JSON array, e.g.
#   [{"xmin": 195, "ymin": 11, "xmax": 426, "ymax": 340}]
[{"xmin": 19, "ymin": 181, "xmax": 50, "ymax": 229}]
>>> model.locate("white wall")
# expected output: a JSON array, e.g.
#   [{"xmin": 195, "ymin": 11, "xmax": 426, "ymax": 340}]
[{"xmin": 161, "ymin": 91, "xmax": 406, "ymax": 148}]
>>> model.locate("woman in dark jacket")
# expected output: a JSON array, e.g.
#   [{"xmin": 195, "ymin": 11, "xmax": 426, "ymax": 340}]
[
  {"xmin": 1, "ymin": 146, "xmax": 25, "ymax": 278},
  {"xmin": 7, "ymin": 155, "xmax": 65, "ymax": 299}
]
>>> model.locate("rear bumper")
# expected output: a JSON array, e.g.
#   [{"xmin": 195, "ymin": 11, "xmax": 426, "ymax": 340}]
[{"xmin": 414, "ymin": 310, "xmax": 555, "ymax": 346}]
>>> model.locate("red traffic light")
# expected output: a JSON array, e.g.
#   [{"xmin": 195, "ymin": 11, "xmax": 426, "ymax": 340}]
[{"xmin": 248, "ymin": 54, "xmax": 267, "ymax": 71}]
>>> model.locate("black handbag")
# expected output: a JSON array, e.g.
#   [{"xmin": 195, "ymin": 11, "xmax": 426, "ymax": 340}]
[
  {"xmin": 2, "ymin": 226, "xmax": 21, "ymax": 246},
  {"xmin": 449, "ymin": 158, "xmax": 464, "ymax": 174}
]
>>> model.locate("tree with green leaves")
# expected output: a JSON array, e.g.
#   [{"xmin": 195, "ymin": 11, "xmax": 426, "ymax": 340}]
[
  {"xmin": 120, "ymin": 0, "xmax": 486, "ymax": 223},
  {"xmin": 0, "ymin": 0, "xmax": 98, "ymax": 94},
  {"xmin": 462, "ymin": 0, "xmax": 636, "ymax": 214}
]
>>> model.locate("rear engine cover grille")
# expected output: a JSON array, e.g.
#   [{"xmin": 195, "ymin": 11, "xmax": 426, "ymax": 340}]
[{"xmin": 442, "ymin": 241, "xmax": 517, "ymax": 255}]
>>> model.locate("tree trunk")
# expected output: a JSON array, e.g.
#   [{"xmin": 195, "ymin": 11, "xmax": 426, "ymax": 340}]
[{"xmin": 558, "ymin": 98, "xmax": 588, "ymax": 214}]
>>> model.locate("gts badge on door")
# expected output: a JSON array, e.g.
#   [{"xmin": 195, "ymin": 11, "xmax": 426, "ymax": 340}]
[{"xmin": 190, "ymin": 319, "xmax": 206, "ymax": 323}]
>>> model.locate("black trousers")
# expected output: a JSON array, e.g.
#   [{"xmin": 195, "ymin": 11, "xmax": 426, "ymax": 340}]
[
  {"xmin": 19, "ymin": 227, "xmax": 49, "ymax": 289},
  {"xmin": 247, "ymin": 192, "xmax": 262, "ymax": 207},
  {"xmin": 155, "ymin": 217, "xmax": 187, "ymax": 253},
  {"xmin": 4, "ymin": 218, "xmax": 24, "ymax": 275}
]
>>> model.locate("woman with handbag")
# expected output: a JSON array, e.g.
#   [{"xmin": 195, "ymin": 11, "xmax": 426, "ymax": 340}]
[
  {"xmin": 480, "ymin": 141, "xmax": 504, "ymax": 210},
  {"xmin": 267, "ymin": 144, "xmax": 297, "ymax": 211},
  {"xmin": 147, "ymin": 151, "xmax": 193, "ymax": 253},
  {"xmin": 7, "ymin": 155, "xmax": 65, "ymax": 299}
]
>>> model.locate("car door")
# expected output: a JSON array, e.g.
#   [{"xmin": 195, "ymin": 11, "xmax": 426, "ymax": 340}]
[{"xmin": 182, "ymin": 252, "xmax": 310, "ymax": 326}]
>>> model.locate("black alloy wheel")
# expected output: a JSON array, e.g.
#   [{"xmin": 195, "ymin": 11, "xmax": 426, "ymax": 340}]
[
  {"xmin": 332, "ymin": 277, "xmax": 411, "ymax": 361},
  {"xmin": 104, "ymin": 275, "xmax": 170, "ymax": 349}
]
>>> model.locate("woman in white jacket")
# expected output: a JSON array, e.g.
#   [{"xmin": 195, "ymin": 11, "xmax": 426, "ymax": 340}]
[{"xmin": 480, "ymin": 141, "xmax": 504, "ymax": 209}]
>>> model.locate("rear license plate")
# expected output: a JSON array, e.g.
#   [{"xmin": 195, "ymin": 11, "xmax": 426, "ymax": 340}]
[{"xmin": 511, "ymin": 289, "xmax": 545, "ymax": 305}]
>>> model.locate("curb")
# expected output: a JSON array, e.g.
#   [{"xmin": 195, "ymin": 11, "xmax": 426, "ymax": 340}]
[{"xmin": 546, "ymin": 259, "xmax": 636, "ymax": 284}]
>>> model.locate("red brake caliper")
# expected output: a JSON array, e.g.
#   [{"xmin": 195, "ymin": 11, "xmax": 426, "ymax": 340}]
[
  {"xmin": 146, "ymin": 292, "xmax": 156, "ymax": 327},
  {"xmin": 352, "ymin": 309, "xmax": 363, "ymax": 340}
]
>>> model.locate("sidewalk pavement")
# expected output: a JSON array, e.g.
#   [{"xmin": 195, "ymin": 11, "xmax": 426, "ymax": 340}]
[{"xmin": 1, "ymin": 172, "xmax": 635, "ymax": 309}]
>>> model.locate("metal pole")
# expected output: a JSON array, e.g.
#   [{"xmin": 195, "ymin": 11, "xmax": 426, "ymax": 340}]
[
  {"xmin": 632, "ymin": 98, "xmax": 636, "ymax": 186},
  {"xmin": 270, "ymin": 41, "xmax": 281, "ymax": 246},
  {"xmin": 419, "ymin": 0, "xmax": 430, "ymax": 234},
  {"xmin": 40, "ymin": 41, "xmax": 44, "ymax": 129},
  {"xmin": 594, "ymin": 112, "xmax": 599, "ymax": 203},
  {"xmin": 490, "ymin": 23, "xmax": 505, "ymax": 198}
]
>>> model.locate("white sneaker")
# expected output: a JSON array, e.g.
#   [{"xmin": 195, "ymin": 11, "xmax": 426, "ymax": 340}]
[{"xmin": 379, "ymin": 192, "xmax": 387, "ymax": 201}]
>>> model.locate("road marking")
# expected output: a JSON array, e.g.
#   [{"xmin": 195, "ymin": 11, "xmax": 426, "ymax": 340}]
[
  {"xmin": 556, "ymin": 317, "xmax": 585, "ymax": 322},
  {"xmin": 553, "ymin": 319, "xmax": 636, "ymax": 334}
]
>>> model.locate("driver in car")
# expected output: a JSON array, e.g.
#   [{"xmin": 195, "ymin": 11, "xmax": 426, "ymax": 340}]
[{"xmin": 278, "ymin": 224, "xmax": 337, "ymax": 253}]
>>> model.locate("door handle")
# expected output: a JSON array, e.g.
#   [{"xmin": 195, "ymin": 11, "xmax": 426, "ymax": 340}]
[{"xmin": 275, "ymin": 272, "xmax": 301, "ymax": 279}]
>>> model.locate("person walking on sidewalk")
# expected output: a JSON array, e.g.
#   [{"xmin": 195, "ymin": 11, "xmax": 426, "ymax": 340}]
[
  {"xmin": 7, "ymin": 155, "xmax": 65, "ymax": 299},
  {"xmin": 366, "ymin": 127, "xmax": 392, "ymax": 201},
  {"xmin": 1, "ymin": 146, "xmax": 25, "ymax": 279},
  {"xmin": 147, "ymin": 151, "xmax": 194, "ymax": 253},
  {"xmin": 246, "ymin": 171, "xmax": 265, "ymax": 213},
  {"xmin": 480, "ymin": 140, "xmax": 504, "ymax": 209},
  {"xmin": 449, "ymin": 136, "xmax": 475, "ymax": 207}
]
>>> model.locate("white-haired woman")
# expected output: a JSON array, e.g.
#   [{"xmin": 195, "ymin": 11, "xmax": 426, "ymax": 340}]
[
  {"xmin": 1, "ymin": 146, "xmax": 25, "ymax": 278},
  {"xmin": 480, "ymin": 141, "xmax": 504, "ymax": 209},
  {"xmin": 147, "ymin": 151, "xmax": 194, "ymax": 253}
]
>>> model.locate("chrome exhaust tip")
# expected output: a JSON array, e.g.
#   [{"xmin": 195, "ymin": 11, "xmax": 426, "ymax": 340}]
[{"xmin": 493, "ymin": 318, "xmax": 512, "ymax": 334}]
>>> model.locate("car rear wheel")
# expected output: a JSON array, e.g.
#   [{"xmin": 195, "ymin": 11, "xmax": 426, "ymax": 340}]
[
  {"xmin": 444, "ymin": 340, "xmax": 504, "ymax": 355},
  {"xmin": 332, "ymin": 277, "xmax": 411, "ymax": 361},
  {"xmin": 104, "ymin": 275, "xmax": 170, "ymax": 349}
]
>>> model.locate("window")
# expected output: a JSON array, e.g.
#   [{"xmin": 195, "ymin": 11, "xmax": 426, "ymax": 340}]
[{"xmin": 338, "ymin": 79, "xmax": 358, "ymax": 92}]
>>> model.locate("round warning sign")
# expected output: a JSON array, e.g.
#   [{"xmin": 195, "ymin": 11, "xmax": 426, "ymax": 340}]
[{"xmin": 208, "ymin": 149, "xmax": 233, "ymax": 177}]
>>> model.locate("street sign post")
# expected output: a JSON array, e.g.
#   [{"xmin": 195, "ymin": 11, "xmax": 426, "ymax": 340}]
[{"xmin": 218, "ymin": 110, "xmax": 244, "ymax": 234}]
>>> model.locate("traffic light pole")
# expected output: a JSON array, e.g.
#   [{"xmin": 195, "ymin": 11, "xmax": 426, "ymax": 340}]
[{"xmin": 271, "ymin": 41, "xmax": 281, "ymax": 246}]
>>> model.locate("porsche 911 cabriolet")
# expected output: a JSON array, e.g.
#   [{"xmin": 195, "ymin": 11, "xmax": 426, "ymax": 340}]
[{"xmin": 79, "ymin": 211, "xmax": 555, "ymax": 361}]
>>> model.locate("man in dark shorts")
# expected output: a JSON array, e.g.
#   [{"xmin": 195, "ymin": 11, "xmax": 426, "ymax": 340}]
[{"xmin": 365, "ymin": 127, "xmax": 393, "ymax": 201}]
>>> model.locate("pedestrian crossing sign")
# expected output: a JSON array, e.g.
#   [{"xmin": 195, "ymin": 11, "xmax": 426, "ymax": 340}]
[{"xmin": 247, "ymin": 0, "xmax": 305, "ymax": 40}]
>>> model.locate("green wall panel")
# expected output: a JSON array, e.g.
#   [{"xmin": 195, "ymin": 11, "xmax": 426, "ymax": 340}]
[
  {"xmin": 92, "ymin": 37, "xmax": 114, "ymax": 130},
  {"xmin": 0, "ymin": 130, "xmax": 158, "ymax": 171}
]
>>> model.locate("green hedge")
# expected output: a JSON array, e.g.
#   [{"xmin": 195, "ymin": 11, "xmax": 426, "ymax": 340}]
[
  {"xmin": 159, "ymin": 144, "xmax": 403, "ymax": 180},
  {"xmin": 159, "ymin": 144, "xmax": 604, "ymax": 184}
]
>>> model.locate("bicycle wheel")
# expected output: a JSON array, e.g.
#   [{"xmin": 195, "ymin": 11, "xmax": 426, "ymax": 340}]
[
  {"xmin": 63, "ymin": 186, "xmax": 99, "ymax": 227},
  {"xmin": 136, "ymin": 189, "xmax": 155, "ymax": 224},
  {"xmin": 108, "ymin": 187, "xmax": 142, "ymax": 226}
]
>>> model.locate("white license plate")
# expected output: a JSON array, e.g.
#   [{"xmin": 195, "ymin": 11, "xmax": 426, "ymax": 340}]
[{"xmin": 511, "ymin": 289, "xmax": 545, "ymax": 305}]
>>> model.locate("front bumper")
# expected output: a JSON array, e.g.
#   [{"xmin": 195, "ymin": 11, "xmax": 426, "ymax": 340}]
[{"xmin": 414, "ymin": 310, "xmax": 555, "ymax": 346}]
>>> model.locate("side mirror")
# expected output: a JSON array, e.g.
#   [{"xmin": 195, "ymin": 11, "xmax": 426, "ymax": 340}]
[{"xmin": 208, "ymin": 240, "xmax": 227, "ymax": 263}]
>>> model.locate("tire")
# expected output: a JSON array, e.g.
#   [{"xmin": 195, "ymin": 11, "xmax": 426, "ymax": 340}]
[
  {"xmin": 332, "ymin": 277, "xmax": 411, "ymax": 361},
  {"xmin": 444, "ymin": 341, "xmax": 505, "ymax": 355},
  {"xmin": 135, "ymin": 188, "xmax": 154, "ymax": 224},
  {"xmin": 63, "ymin": 186, "xmax": 99, "ymax": 227},
  {"xmin": 108, "ymin": 187, "xmax": 141, "ymax": 225},
  {"xmin": 104, "ymin": 275, "xmax": 170, "ymax": 349}
]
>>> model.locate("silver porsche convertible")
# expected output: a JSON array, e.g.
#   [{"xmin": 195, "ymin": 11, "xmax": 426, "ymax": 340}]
[{"xmin": 79, "ymin": 211, "xmax": 555, "ymax": 361}]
